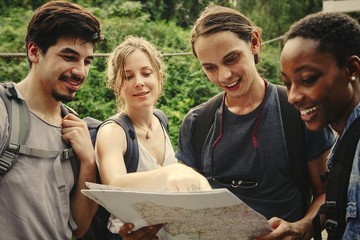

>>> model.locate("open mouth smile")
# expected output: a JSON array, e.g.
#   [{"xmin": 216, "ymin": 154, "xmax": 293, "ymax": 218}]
[{"xmin": 300, "ymin": 105, "xmax": 319, "ymax": 116}]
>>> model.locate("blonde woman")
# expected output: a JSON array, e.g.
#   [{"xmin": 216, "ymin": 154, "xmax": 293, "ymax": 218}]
[{"xmin": 95, "ymin": 36, "xmax": 210, "ymax": 239}]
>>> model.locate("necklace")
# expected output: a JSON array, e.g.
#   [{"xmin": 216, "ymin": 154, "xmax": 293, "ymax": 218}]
[
  {"xmin": 212, "ymin": 79, "xmax": 268, "ymax": 149},
  {"xmin": 133, "ymin": 122, "xmax": 152, "ymax": 139}
]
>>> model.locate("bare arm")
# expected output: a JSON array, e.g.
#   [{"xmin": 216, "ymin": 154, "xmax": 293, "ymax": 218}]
[
  {"xmin": 96, "ymin": 122, "xmax": 211, "ymax": 191},
  {"xmin": 62, "ymin": 114, "xmax": 98, "ymax": 238}
]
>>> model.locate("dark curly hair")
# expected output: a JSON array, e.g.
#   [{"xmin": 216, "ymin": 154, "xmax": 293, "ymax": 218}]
[{"xmin": 284, "ymin": 12, "xmax": 360, "ymax": 68}]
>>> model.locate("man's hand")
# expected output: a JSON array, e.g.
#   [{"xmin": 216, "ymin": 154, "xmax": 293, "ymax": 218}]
[{"xmin": 61, "ymin": 113, "xmax": 94, "ymax": 163}]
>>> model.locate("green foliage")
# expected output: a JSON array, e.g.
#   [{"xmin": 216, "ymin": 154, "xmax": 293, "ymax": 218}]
[{"xmin": 1, "ymin": 0, "xmax": 353, "ymax": 147}]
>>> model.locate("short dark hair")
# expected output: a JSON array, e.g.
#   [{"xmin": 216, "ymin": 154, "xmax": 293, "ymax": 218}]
[
  {"xmin": 25, "ymin": 1, "xmax": 102, "ymax": 65},
  {"xmin": 284, "ymin": 12, "xmax": 360, "ymax": 68}
]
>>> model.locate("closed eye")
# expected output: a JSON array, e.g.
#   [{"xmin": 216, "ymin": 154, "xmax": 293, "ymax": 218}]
[
  {"xmin": 62, "ymin": 55, "xmax": 76, "ymax": 62},
  {"xmin": 203, "ymin": 64, "xmax": 217, "ymax": 73},
  {"xmin": 125, "ymin": 75, "xmax": 134, "ymax": 80},
  {"xmin": 224, "ymin": 54, "xmax": 239, "ymax": 65},
  {"xmin": 302, "ymin": 76, "xmax": 318, "ymax": 86},
  {"xmin": 282, "ymin": 80, "xmax": 291, "ymax": 90}
]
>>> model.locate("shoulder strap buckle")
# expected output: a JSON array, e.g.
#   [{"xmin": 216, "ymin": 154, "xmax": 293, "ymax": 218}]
[
  {"xmin": 0, "ymin": 150, "xmax": 17, "ymax": 174},
  {"xmin": 326, "ymin": 219, "xmax": 338, "ymax": 232},
  {"xmin": 62, "ymin": 148, "xmax": 74, "ymax": 159},
  {"xmin": 325, "ymin": 201, "xmax": 337, "ymax": 211}
]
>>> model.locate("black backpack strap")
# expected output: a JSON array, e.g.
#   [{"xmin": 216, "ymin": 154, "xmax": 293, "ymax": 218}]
[
  {"xmin": 193, "ymin": 92, "xmax": 224, "ymax": 165},
  {"xmin": 153, "ymin": 109, "xmax": 169, "ymax": 133},
  {"xmin": 107, "ymin": 110, "xmax": 169, "ymax": 173},
  {"xmin": 84, "ymin": 111, "xmax": 168, "ymax": 240},
  {"xmin": 276, "ymin": 85, "xmax": 310, "ymax": 214},
  {"xmin": 107, "ymin": 113, "xmax": 139, "ymax": 173},
  {"xmin": 83, "ymin": 116, "xmax": 103, "ymax": 147},
  {"xmin": 324, "ymin": 116, "xmax": 360, "ymax": 239},
  {"xmin": 192, "ymin": 87, "xmax": 309, "ymax": 210},
  {"xmin": 0, "ymin": 82, "xmax": 30, "ymax": 174}
]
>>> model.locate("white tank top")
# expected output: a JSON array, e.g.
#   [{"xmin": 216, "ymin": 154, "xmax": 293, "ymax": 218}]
[{"xmin": 107, "ymin": 124, "xmax": 177, "ymax": 239}]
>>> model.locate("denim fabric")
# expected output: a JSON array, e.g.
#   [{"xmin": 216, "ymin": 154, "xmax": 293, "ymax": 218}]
[{"xmin": 329, "ymin": 103, "xmax": 360, "ymax": 239}]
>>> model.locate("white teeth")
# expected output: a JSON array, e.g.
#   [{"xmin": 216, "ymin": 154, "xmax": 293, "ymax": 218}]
[
  {"xmin": 134, "ymin": 92, "xmax": 148, "ymax": 96},
  {"xmin": 67, "ymin": 80, "xmax": 79, "ymax": 86},
  {"xmin": 300, "ymin": 106, "xmax": 319, "ymax": 115},
  {"xmin": 227, "ymin": 80, "xmax": 238, "ymax": 87},
  {"xmin": 64, "ymin": 78, "xmax": 81, "ymax": 86}
]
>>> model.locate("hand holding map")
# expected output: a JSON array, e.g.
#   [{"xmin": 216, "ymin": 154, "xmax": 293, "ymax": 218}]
[{"xmin": 82, "ymin": 182, "xmax": 272, "ymax": 240}]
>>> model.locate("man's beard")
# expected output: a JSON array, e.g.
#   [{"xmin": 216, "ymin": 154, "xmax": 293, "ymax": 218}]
[{"xmin": 51, "ymin": 89, "xmax": 75, "ymax": 103}]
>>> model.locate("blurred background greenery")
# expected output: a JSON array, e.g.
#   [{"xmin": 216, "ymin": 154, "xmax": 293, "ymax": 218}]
[{"xmin": 1, "ymin": 0, "xmax": 358, "ymax": 146}]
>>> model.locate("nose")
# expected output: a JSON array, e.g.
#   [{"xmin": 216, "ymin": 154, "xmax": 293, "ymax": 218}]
[
  {"xmin": 218, "ymin": 66, "xmax": 232, "ymax": 83},
  {"xmin": 287, "ymin": 85, "xmax": 304, "ymax": 106},
  {"xmin": 134, "ymin": 75, "xmax": 145, "ymax": 87},
  {"xmin": 72, "ymin": 62, "xmax": 87, "ymax": 78}
]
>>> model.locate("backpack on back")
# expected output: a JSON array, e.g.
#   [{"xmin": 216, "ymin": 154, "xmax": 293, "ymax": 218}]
[
  {"xmin": 82, "ymin": 109, "xmax": 169, "ymax": 240},
  {"xmin": 1, "ymin": 82, "xmax": 170, "ymax": 239},
  {"xmin": 0, "ymin": 82, "xmax": 78, "ymax": 184},
  {"xmin": 0, "ymin": 82, "xmax": 169, "ymax": 238},
  {"xmin": 193, "ymin": 85, "xmax": 310, "ymax": 216},
  {"xmin": 0, "ymin": 82, "xmax": 81, "ymax": 230},
  {"xmin": 313, "ymin": 116, "xmax": 360, "ymax": 240}
]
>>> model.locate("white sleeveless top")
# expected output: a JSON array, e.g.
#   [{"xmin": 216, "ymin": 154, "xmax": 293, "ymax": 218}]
[{"xmin": 105, "ymin": 124, "xmax": 177, "ymax": 239}]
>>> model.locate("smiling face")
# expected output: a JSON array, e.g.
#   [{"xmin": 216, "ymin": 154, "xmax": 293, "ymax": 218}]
[
  {"xmin": 30, "ymin": 37, "xmax": 94, "ymax": 103},
  {"xmin": 121, "ymin": 49, "xmax": 162, "ymax": 111},
  {"xmin": 194, "ymin": 31, "xmax": 261, "ymax": 100},
  {"xmin": 280, "ymin": 37, "xmax": 353, "ymax": 132}
]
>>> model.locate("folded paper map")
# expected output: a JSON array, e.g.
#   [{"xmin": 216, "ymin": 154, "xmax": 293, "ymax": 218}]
[{"xmin": 82, "ymin": 182, "xmax": 272, "ymax": 240}]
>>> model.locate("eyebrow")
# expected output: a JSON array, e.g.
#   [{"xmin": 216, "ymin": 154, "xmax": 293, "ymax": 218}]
[
  {"xmin": 223, "ymin": 50, "xmax": 239, "ymax": 59},
  {"xmin": 281, "ymin": 63, "xmax": 321, "ymax": 80},
  {"xmin": 59, "ymin": 48, "xmax": 94, "ymax": 60},
  {"xmin": 201, "ymin": 50, "xmax": 239, "ymax": 67}
]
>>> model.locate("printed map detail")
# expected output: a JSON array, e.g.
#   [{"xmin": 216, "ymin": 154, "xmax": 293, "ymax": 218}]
[
  {"xmin": 82, "ymin": 182, "xmax": 272, "ymax": 240},
  {"xmin": 134, "ymin": 201, "xmax": 271, "ymax": 240}
]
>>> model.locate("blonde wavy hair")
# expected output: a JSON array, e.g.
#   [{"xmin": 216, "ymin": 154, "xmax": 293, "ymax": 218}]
[{"xmin": 107, "ymin": 36, "xmax": 164, "ymax": 111}]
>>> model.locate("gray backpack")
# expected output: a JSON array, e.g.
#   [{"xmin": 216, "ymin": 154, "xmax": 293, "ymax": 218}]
[{"xmin": 0, "ymin": 82, "xmax": 79, "ymax": 230}]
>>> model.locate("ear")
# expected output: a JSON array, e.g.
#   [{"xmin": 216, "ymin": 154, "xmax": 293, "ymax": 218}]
[
  {"xmin": 347, "ymin": 55, "xmax": 360, "ymax": 82},
  {"xmin": 28, "ymin": 42, "xmax": 40, "ymax": 64},
  {"xmin": 250, "ymin": 31, "xmax": 261, "ymax": 54}
]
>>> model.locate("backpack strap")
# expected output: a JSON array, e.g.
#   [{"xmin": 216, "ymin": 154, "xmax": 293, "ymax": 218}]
[
  {"xmin": 0, "ymin": 84, "xmax": 79, "ymax": 230},
  {"xmin": 153, "ymin": 109, "xmax": 169, "ymax": 132},
  {"xmin": 193, "ymin": 92, "xmax": 224, "ymax": 167},
  {"xmin": 322, "ymin": 116, "xmax": 360, "ymax": 239},
  {"xmin": 276, "ymin": 85, "xmax": 310, "ymax": 216},
  {"xmin": 0, "ymin": 84, "xmax": 76, "ymax": 192},
  {"xmin": 0, "ymin": 82, "xmax": 30, "ymax": 174},
  {"xmin": 106, "ymin": 113, "xmax": 139, "ymax": 173},
  {"xmin": 107, "ymin": 109, "xmax": 169, "ymax": 173},
  {"xmin": 193, "ymin": 86, "xmax": 308, "ymax": 210},
  {"xmin": 0, "ymin": 84, "xmax": 70, "ymax": 170}
]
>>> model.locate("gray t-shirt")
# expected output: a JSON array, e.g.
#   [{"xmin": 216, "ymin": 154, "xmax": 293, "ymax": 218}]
[
  {"xmin": 176, "ymin": 83, "xmax": 335, "ymax": 221},
  {"xmin": 0, "ymin": 91, "xmax": 75, "ymax": 239}
]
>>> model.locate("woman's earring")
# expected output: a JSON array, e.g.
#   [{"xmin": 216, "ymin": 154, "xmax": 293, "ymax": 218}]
[{"xmin": 351, "ymin": 76, "xmax": 357, "ymax": 81}]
